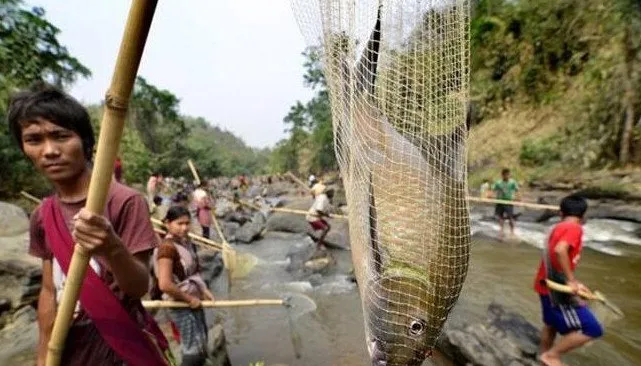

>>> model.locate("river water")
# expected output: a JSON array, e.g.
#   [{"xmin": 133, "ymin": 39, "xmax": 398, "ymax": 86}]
[{"xmin": 209, "ymin": 214, "xmax": 641, "ymax": 366}]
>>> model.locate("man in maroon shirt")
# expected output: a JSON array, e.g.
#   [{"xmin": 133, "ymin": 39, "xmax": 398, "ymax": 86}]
[
  {"xmin": 533, "ymin": 195, "xmax": 603, "ymax": 366},
  {"xmin": 7, "ymin": 84, "xmax": 172, "ymax": 365}
]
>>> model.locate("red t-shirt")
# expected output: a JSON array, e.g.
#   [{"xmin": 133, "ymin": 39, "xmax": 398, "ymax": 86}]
[{"xmin": 534, "ymin": 220, "xmax": 583, "ymax": 295}]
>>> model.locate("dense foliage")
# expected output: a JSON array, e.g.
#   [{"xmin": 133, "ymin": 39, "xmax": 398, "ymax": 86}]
[{"xmin": 273, "ymin": 0, "xmax": 641, "ymax": 180}]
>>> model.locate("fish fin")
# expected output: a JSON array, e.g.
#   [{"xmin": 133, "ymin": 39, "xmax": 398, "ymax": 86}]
[
  {"xmin": 356, "ymin": 3, "xmax": 382, "ymax": 96},
  {"xmin": 368, "ymin": 171, "xmax": 382, "ymax": 275}
]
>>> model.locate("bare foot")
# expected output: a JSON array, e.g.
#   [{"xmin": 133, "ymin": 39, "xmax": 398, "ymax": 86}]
[{"xmin": 540, "ymin": 352, "xmax": 567, "ymax": 366}]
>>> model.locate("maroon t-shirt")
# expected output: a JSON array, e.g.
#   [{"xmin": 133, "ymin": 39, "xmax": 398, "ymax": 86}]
[{"xmin": 29, "ymin": 181, "xmax": 159, "ymax": 365}]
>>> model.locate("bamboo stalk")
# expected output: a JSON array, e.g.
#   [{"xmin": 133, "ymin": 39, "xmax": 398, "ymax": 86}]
[
  {"xmin": 286, "ymin": 171, "xmax": 309, "ymax": 190},
  {"xmin": 19, "ymin": 190, "xmax": 41, "ymax": 204},
  {"xmin": 45, "ymin": 2, "xmax": 158, "ymax": 365},
  {"xmin": 545, "ymin": 279, "xmax": 624, "ymax": 317},
  {"xmin": 239, "ymin": 199, "xmax": 347, "ymax": 220},
  {"xmin": 467, "ymin": 196, "xmax": 557, "ymax": 211},
  {"xmin": 187, "ymin": 159, "xmax": 201, "ymax": 186},
  {"xmin": 152, "ymin": 226, "xmax": 224, "ymax": 251},
  {"xmin": 150, "ymin": 217, "xmax": 224, "ymax": 250},
  {"xmin": 142, "ymin": 299, "xmax": 284, "ymax": 309}
]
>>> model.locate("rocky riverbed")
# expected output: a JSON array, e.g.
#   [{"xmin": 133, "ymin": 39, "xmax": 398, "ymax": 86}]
[{"xmin": 2, "ymin": 177, "xmax": 641, "ymax": 365}]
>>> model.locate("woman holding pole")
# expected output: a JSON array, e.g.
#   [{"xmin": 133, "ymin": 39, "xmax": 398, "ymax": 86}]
[{"xmin": 153, "ymin": 206, "xmax": 215, "ymax": 366}]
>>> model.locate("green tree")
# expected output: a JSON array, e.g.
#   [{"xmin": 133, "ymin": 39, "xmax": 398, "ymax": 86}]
[{"xmin": 0, "ymin": 0, "xmax": 90, "ymax": 197}]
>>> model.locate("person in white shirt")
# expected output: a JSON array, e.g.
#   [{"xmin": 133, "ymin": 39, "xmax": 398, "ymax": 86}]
[{"xmin": 306, "ymin": 188, "xmax": 335, "ymax": 250}]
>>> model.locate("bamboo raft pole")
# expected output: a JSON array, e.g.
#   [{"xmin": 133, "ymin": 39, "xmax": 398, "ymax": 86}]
[
  {"xmin": 142, "ymin": 299, "xmax": 285, "ymax": 309},
  {"xmin": 187, "ymin": 159, "xmax": 201, "ymax": 186},
  {"xmin": 46, "ymin": 1, "xmax": 158, "ymax": 364}
]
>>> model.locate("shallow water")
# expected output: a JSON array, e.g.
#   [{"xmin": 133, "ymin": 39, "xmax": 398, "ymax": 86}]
[{"xmin": 210, "ymin": 223, "xmax": 641, "ymax": 366}]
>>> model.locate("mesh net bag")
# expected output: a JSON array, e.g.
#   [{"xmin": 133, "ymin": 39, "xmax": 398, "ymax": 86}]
[{"xmin": 292, "ymin": 1, "xmax": 471, "ymax": 365}]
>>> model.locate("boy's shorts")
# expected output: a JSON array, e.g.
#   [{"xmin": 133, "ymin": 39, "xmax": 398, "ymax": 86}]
[{"xmin": 540, "ymin": 295, "xmax": 603, "ymax": 338}]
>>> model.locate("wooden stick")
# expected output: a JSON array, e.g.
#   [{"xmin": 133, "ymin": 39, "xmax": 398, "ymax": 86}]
[
  {"xmin": 20, "ymin": 190, "xmax": 42, "ymax": 204},
  {"xmin": 152, "ymin": 226, "xmax": 224, "ymax": 251},
  {"xmin": 239, "ymin": 199, "xmax": 347, "ymax": 220},
  {"xmin": 142, "ymin": 299, "xmax": 284, "ymax": 309},
  {"xmin": 46, "ymin": 2, "xmax": 158, "ymax": 365},
  {"xmin": 187, "ymin": 159, "xmax": 201, "ymax": 186},
  {"xmin": 286, "ymin": 171, "xmax": 309, "ymax": 190},
  {"xmin": 467, "ymin": 196, "xmax": 557, "ymax": 211},
  {"xmin": 545, "ymin": 279, "xmax": 624, "ymax": 317}
]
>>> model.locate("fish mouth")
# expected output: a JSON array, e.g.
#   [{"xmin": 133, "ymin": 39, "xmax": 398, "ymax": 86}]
[{"xmin": 368, "ymin": 339, "xmax": 387, "ymax": 366}]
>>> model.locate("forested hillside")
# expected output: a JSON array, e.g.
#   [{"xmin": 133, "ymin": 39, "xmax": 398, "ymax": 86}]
[
  {"xmin": 273, "ymin": 0, "xmax": 641, "ymax": 195},
  {"xmin": 0, "ymin": 0, "xmax": 268, "ymax": 198}
]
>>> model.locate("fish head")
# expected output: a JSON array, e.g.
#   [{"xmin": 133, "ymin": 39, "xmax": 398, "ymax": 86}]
[{"xmin": 364, "ymin": 267, "xmax": 435, "ymax": 366}]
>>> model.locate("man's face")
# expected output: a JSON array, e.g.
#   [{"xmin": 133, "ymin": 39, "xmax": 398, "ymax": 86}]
[
  {"xmin": 21, "ymin": 118, "xmax": 87, "ymax": 182},
  {"xmin": 502, "ymin": 171, "xmax": 510, "ymax": 180}
]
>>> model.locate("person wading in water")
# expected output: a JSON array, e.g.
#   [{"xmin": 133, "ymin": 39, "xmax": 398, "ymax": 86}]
[
  {"xmin": 152, "ymin": 206, "xmax": 215, "ymax": 366},
  {"xmin": 8, "ymin": 83, "xmax": 174, "ymax": 366}
]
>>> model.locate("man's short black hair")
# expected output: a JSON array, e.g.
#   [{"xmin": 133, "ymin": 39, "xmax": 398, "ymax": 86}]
[
  {"xmin": 501, "ymin": 168, "xmax": 510, "ymax": 175},
  {"xmin": 7, "ymin": 82, "xmax": 95, "ymax": 161},
  {"xmin": 560, "ymin": 195, "xmax": 588, "ymax": 218}
]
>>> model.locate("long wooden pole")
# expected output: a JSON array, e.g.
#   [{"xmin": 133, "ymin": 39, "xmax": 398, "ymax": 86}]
[
  {"xmin": 284, "ymin": 172, "xmax": 559, "ymax": 212},
  {"xmin": 187, "ymin": 159, "xmax": 201, "ymax": 186},
  {"xmin": 46, "ymin": 2, "xmax": 158, "ymax": 365},
  {"xmin": 142, "ymin": 299, "xmax": 284, "ymax": 309},
  {"xmin": 467, "ymin": 196, "xmax": 557, "ymax": 211}
]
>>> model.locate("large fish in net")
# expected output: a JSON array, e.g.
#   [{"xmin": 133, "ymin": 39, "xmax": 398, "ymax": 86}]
[{"xmin": 292, "ymin": 1, "xmax": 471, "ymax": 365}]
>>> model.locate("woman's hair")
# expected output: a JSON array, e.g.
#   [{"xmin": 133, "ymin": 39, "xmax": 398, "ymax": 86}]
[
  {"xmin": 7, "ymin": 82, "xmax": 95, "ymax": 161},
  {"xmin": 163, "ymin": 205, "xmax": 191, "ymax": 223}
]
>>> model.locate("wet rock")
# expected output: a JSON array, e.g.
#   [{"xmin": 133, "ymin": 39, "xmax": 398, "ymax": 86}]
[
  {"xmin": 0, "ymin": 202, "xmax": 29, "ymax": 237},
  {"xmin": 286, "ymin": 238, "xmax": 335, "ymax": 278},
  {"xmin": 0, "ymin": 259, "xmax": 41, "ymax": 308},
  {"xmin": 235, "ymin": 221, "xmax": 265, "ymax": 244},
  {"xmin": 223, "ymin": 211, "xmax": 251, "ymax": 225},
  {"xmin": 437, "ymin": 303, "xmax": 540, "ymax": 366},
  {"xmin": 198, "ymin": 251, "xmax": 225, "ymax": 285},
  {"xmin": 266, "ymin": 212, "xmax": 310, "ymax": 234},
  {"xmin": 0, "ymin": 306, "xmax": 38, "ymax": 366},
  {"xmin": 207, "ymin": 323, "xmax": 232, "ymax": 366}
]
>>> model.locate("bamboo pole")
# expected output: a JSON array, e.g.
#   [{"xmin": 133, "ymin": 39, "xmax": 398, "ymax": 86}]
[
  {"xmin": 285, "ymin": 171, "xmax": 559, "ymax": 212},
  {"xmin": 152, "ymin": 225, "xmax": 224, "ymax": 251},
  {"xmin": 187, "ymin": 159, "xmax": 201, "ymax": 186},
  {"xmin": 142, "ymin": 299, "xmax": 284, "ymax": 309},
  {"xmin": 467, "ymin": 196, "xmax": 557, "ymax": 211},
  {"xmin": 19, "ymin": 190, "xmax": 41, "ymax": 204},
  {"xmin": 286, "ymin": 171, "xmax": 309, "ymax": 190},
  {"xmin": 545, "ymin": 279, "xmax": 624, "ymax": 317},
  {"xmin": 46, "ymin": 2, "xmax": 158, "ymax": 365}
]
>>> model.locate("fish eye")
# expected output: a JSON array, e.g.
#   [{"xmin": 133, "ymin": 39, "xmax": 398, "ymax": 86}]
[{"xmin": 408, "ymin": 319, "xmax": 426, "ymax": 337}]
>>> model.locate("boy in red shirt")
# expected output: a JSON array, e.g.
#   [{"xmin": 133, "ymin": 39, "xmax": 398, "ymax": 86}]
[{"xmin": 534, "ymin": 195, "xmax": 603, "ymax": 366}]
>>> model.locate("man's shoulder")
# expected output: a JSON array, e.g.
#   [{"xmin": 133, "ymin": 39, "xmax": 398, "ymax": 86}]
[
  {"xmin": 552, "ymin": 220, "xmax": 583, "ymax": 236},
  {"xmin": 107, "ymin": 182, "xmax": 148, "ymax": 213}
]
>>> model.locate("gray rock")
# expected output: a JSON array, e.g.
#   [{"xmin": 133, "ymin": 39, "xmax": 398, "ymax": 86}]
[
  {"xmin": 286, "ymin": 238, "xmax": 335, "ymax": 278},
  {"xmin": 198, "ymin": 251, "xmax": 225, "ymax": 285},
  {"xmin": 437, "ymin": 303, "xmax": 540, "ymax": 366},
  {"xmin": 207, "ymin": 324, "xmax": 232, "ymax": 366},
  {"xmin": 266, "ymin": 212, "xmax": 310, "ymax": 234},
  {"xmin": 0, "ymin": 259, "xmax": 41, "ymax": 308},
  {"xmin": 0, "ymin": 298, "xmax": 11, "ymax": 315},
  {"xmin": 234, "ymin": 221, "xmax": 265, "ymax": 244},
  {"xmin": 0, "ymin": 202, "xmax": 29, "ymax": 237}
]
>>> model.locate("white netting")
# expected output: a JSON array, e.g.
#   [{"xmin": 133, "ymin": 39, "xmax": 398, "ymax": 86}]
[{"xmin": 292, "ymin": 1, "xmax": 471, "ymax": 365}]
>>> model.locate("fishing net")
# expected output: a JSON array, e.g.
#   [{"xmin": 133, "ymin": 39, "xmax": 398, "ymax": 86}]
[{"xmin": 292, "ymin": 0, "xmax": 471, "ymax": 363}]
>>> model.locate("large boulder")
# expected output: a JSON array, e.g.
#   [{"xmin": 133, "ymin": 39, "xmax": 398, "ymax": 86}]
[
  {"xmin": 0, "ymin": 202, "xmax": 29, "ymax": 237},
  {"xmin": 266, "ymin": 212, "xmax": 309, "ymax": 234},
  {"xmin": 0, "ymin": 259, "xmax": 41, "ymax": 309},
  {"xmin": 234, "ymin": 221, "xmax": 265, "ymax": 243},
  {"xmin": 286, "ymin": 237, "xmax": 335, "ymax": 278},
  {"xmin": 437, "ymin": 303, "xmax": 540, "ymax": 366}
]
